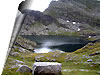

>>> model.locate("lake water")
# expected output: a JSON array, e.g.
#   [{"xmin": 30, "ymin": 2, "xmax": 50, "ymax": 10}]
[{"xmin": 21, "ymin": 35, "xmax": 88, "ymax": 53}]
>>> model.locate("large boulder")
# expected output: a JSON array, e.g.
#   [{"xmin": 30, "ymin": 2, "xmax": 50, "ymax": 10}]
[
  {"xmin": 32, "ymin": 62, "xmax": 62, "ymax": 75},
  {"xmin": 16, "ymin": 65, "xmax": 32, "ymax": 73}
]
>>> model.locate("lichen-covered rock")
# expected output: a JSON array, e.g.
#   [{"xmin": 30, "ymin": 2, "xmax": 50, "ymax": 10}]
[
  {"xmin": 32, "ymin": 62, "xmax": 61, "ymax": 75},
  {"xmin": 15, "ymin": 36, "xmax": 36, "ymax": 51},
  {"xmin": 16, "ymin": 65, "xmax": 32, "ymax": 73},
  {"xmin": 10, "ymin": 52, "xmax": 20, "ymax": 57},
  {"xmin": 89, "ymin": 51, "xmax": 100, "ymax": 56}
]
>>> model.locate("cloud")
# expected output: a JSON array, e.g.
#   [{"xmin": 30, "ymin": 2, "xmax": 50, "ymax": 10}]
[{"xmin": 29, "ymin": 0, "xmax": 52, "ymax": 12}]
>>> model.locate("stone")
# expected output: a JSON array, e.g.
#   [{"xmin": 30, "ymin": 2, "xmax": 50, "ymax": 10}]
[
  {"xmin": 52, "ymin": 55, "xmax": 59, "ymax": 58},
  {"xmin": 79, "ymin": 69, "xmax": 89, "ymax": 72},
  {"xmin": 9, "ymin": 65, "xmax": 18, "ymax": 69},
  {"xmin": 19, "ymin": 47, "xmax": 26, "ymax": 53},
  {"xmin": 10, "ymin": 52, "xmax": 20, "ymax": 57},
  {"xmin": 16, "ymin": 65, "xmax": 32, "ymax": 73},
  {"xmin": 87, "ymin": 59, "xmax": 93, "ymax": 62},
  {"xmin": 97, "ymin": 71, "xmax": 100, "ymax": 74},
  {"xmin": 34, "ymin": 56, "xmax": 44, "ymax": 62},
  {"xmin": 11, "ymin": 60, "xmax": 24, "ymax": 66},
  {"xmin": 15, "ymin": 60, "xmax": 24, "ymax": 64},
  {"xmin": 85, "ymin": 56, "xmax": 90, "ymax": 59},
  {"xmin": 15, "ymin": 60, "xmax": 25, "ymax": 67},
  {"xmin": 50, "ymin": 59, "xmax": 56, "ymax": 62},
  {"xmin": 35, "ymin": 56, "xmax": 44, "ymax": 59},
  {"xmin": 32, "ymin": 62, "xmax": 61, "ymax": 75},
  {"xmin": 88, "ymin": 43, "xmax": 94, "ymax": 46},
  {"xmin": 89, "ymin": 51, "xmax": 100, "ymax": 56},
  {"xmin": 46, "ymin": 57, "xmax": 50, "ymax": 61}
]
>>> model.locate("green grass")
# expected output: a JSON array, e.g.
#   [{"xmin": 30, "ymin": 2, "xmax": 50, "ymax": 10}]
[
  {"xmin": 48, "ymin": 31, "xmax": 57, "ymax": 35},
  {"xmin": 48, "ymin": 31, "xmax": 80, "ymax": 36},
  {"xmin": 57, "ymin": 31, "xmax": 79, "ymax": 36},
  {"xmin": 2, "ymin": 42, "xmax": 100, "ymax": 75},
  {"xmin": 74, "ymin": 42, "xmax": 100, "ymax": 54}
]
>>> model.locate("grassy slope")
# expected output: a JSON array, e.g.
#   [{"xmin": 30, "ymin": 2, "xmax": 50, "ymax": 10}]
[{"xmin": 2, "ymin": 42, "xmax": 100, "ymax": 75}]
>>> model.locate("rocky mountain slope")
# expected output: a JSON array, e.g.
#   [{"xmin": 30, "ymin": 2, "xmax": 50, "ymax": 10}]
[
  {"xmin": 18, "ymin": 0, "xmax": 100, "ymax": 41},
  {"xmin": 45, "ymin": 0, "xmax": 100, "ymax": 27}
]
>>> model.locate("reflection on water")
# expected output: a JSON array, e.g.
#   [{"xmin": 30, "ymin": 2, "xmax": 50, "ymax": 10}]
[
  {"xmin": 21, "ymin": 35, "xmax": 88, "ymax": 53},
  {"xmin": 34, "ymin": 47, "xmax": 52, "ymax": 53}
]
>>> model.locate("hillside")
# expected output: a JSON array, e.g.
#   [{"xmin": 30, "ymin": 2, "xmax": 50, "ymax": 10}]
[
  {"xmin": 18, "ymin": 0, "xmax": 100, "ymax": 41},
  {"xmin": 2, "ymin": 0, "xmax": 100, "ymax": 75}
]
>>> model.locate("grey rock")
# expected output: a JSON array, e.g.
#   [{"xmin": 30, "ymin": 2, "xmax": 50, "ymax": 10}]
[
  {"xmin": 35, "ymin": 56, "xmax": 44, "ymax": 62},
  {"xmin": 9, "ymin": 60, "xmax": 25, "ymax": 69},
  {"xmin": 87, "ymin": 59, "xmax": 93, "ymax": 62},
  {"xmin": 35, "ymin": 58, "xmax": 40, "ymax": 62},
  {"xmin": 15, "ymin": 60, "xmax": 24, "ymax": 64},
  {"xmin": 50, "ymin": 59, "xmax": 56, "ymax": 62},
  {"xmin": 85, "ymin": 56, "xmax": 90, "ymax": 59},
  {"xmin": 19, "ymin": 47, "xmax": 26, "ymax": 53},
  {"xmin": 88, "ymin": 43, "xmax": 94, "ymax": 46},
  {"xmin": 15, "ymin": 36, "xmax": 36, "ymax": 51},
  {"xmin": 97, "ymin": 71, "xmax": 100, "ymax": 74},
  {"xmin": 79, "ymin": 69, "xmax": 89, "ymax": 72},
  {"xmin": 9, "ymin": 65, "xmax": 18, "ymax": 69},
  {"xmin": 52, "ymin": 55, "xmax": 59, "ymax": 58},
  {"xmin": 35, "ymin": 56, "xmax": 44, "ymax": 59},
  {"xmin": 48, "ymin": 23, "xmax": 58, "ymax": 31},
  {"xmin": 89, "ymin": 51, "xmax": 100, "ymax": 56},
  {"xmin": 46, "ymin": 57, "xmax": 50, "ymax": 61},
  {"xmin": 11, "ymin": 60, "xmax": 24, "ymax": 64},
  {"xmin": 16, "ymin": 65, "xmax": 32, "ymax": 72},
  {"xmin": 32, "ymin": 62, "xmax": 61, "ymax": 75},
  {"xmin": 10, "ymin": 52, "xmax": 20, "ymax": 57},
  {"xmin": 46, "ymin": 57, "xmax": 56, "ymax": 62}
]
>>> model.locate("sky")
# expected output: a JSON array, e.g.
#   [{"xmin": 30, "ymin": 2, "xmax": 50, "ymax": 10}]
[
  {"xmin": 29, "ymin": 0, "xmax": 58, "ymax": 12},
  {"xmin": 29, "ymin": 0, "xmax": 100, "ymax": 12}
]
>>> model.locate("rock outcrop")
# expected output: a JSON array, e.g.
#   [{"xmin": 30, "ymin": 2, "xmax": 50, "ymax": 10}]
[
  {"xmin": 15, "ymin": 36, "xmax": 36, "ymax": 52},
  {"xmin": 44, "ymin": 0, "xmax": 100, "ymax": 27},
  {"xmin": 16, "ymin": 65, "xmax": 32, "ymax": 73},
  {"xmin": 17, "ymin": 0, "xmax": 100, "ymax": 40},
  {"xmin": 32, "ymin": 62, "xmax": 62, "ymax": 75}
]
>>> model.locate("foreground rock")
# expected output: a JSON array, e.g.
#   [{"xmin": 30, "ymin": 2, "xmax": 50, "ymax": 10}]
[
  {"xmin": 32, "ymin": 62, "xmax": 61, "ymax": 75},
  {"xmin": 10, "ymin": 52, "xmax": 20, "ymax": 57},
  {"xmin": 87, "ymin": 59, "xmax": 93, "ymax": 62},
  {"xmin": 89, "ymin": 51, "xmax": 100, "ymax": 56},
  {"xmin": 16, "ymin": 65, "xmax": 32, "ymax": 73}
]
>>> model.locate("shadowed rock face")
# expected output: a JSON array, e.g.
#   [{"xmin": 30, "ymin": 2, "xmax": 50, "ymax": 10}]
[{"xmin": 22, "ymin": 9, "xmax": 57, "ymax": 25}]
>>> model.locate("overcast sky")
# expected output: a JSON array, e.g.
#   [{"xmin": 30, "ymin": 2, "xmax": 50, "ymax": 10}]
[{"xmin": 29, "ymin": 0, "xmax": 58, "ymax": 12}]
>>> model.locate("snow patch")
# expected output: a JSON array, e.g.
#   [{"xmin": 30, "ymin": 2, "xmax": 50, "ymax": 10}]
[{"xmin": 72, "ymin": 22, "xmax": 76, "ymax": 24}]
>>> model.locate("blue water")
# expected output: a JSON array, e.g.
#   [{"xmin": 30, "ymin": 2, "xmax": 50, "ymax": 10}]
[{"xmin": 21, "ymin": 35, "xmax": 88, "ymax": 52}]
